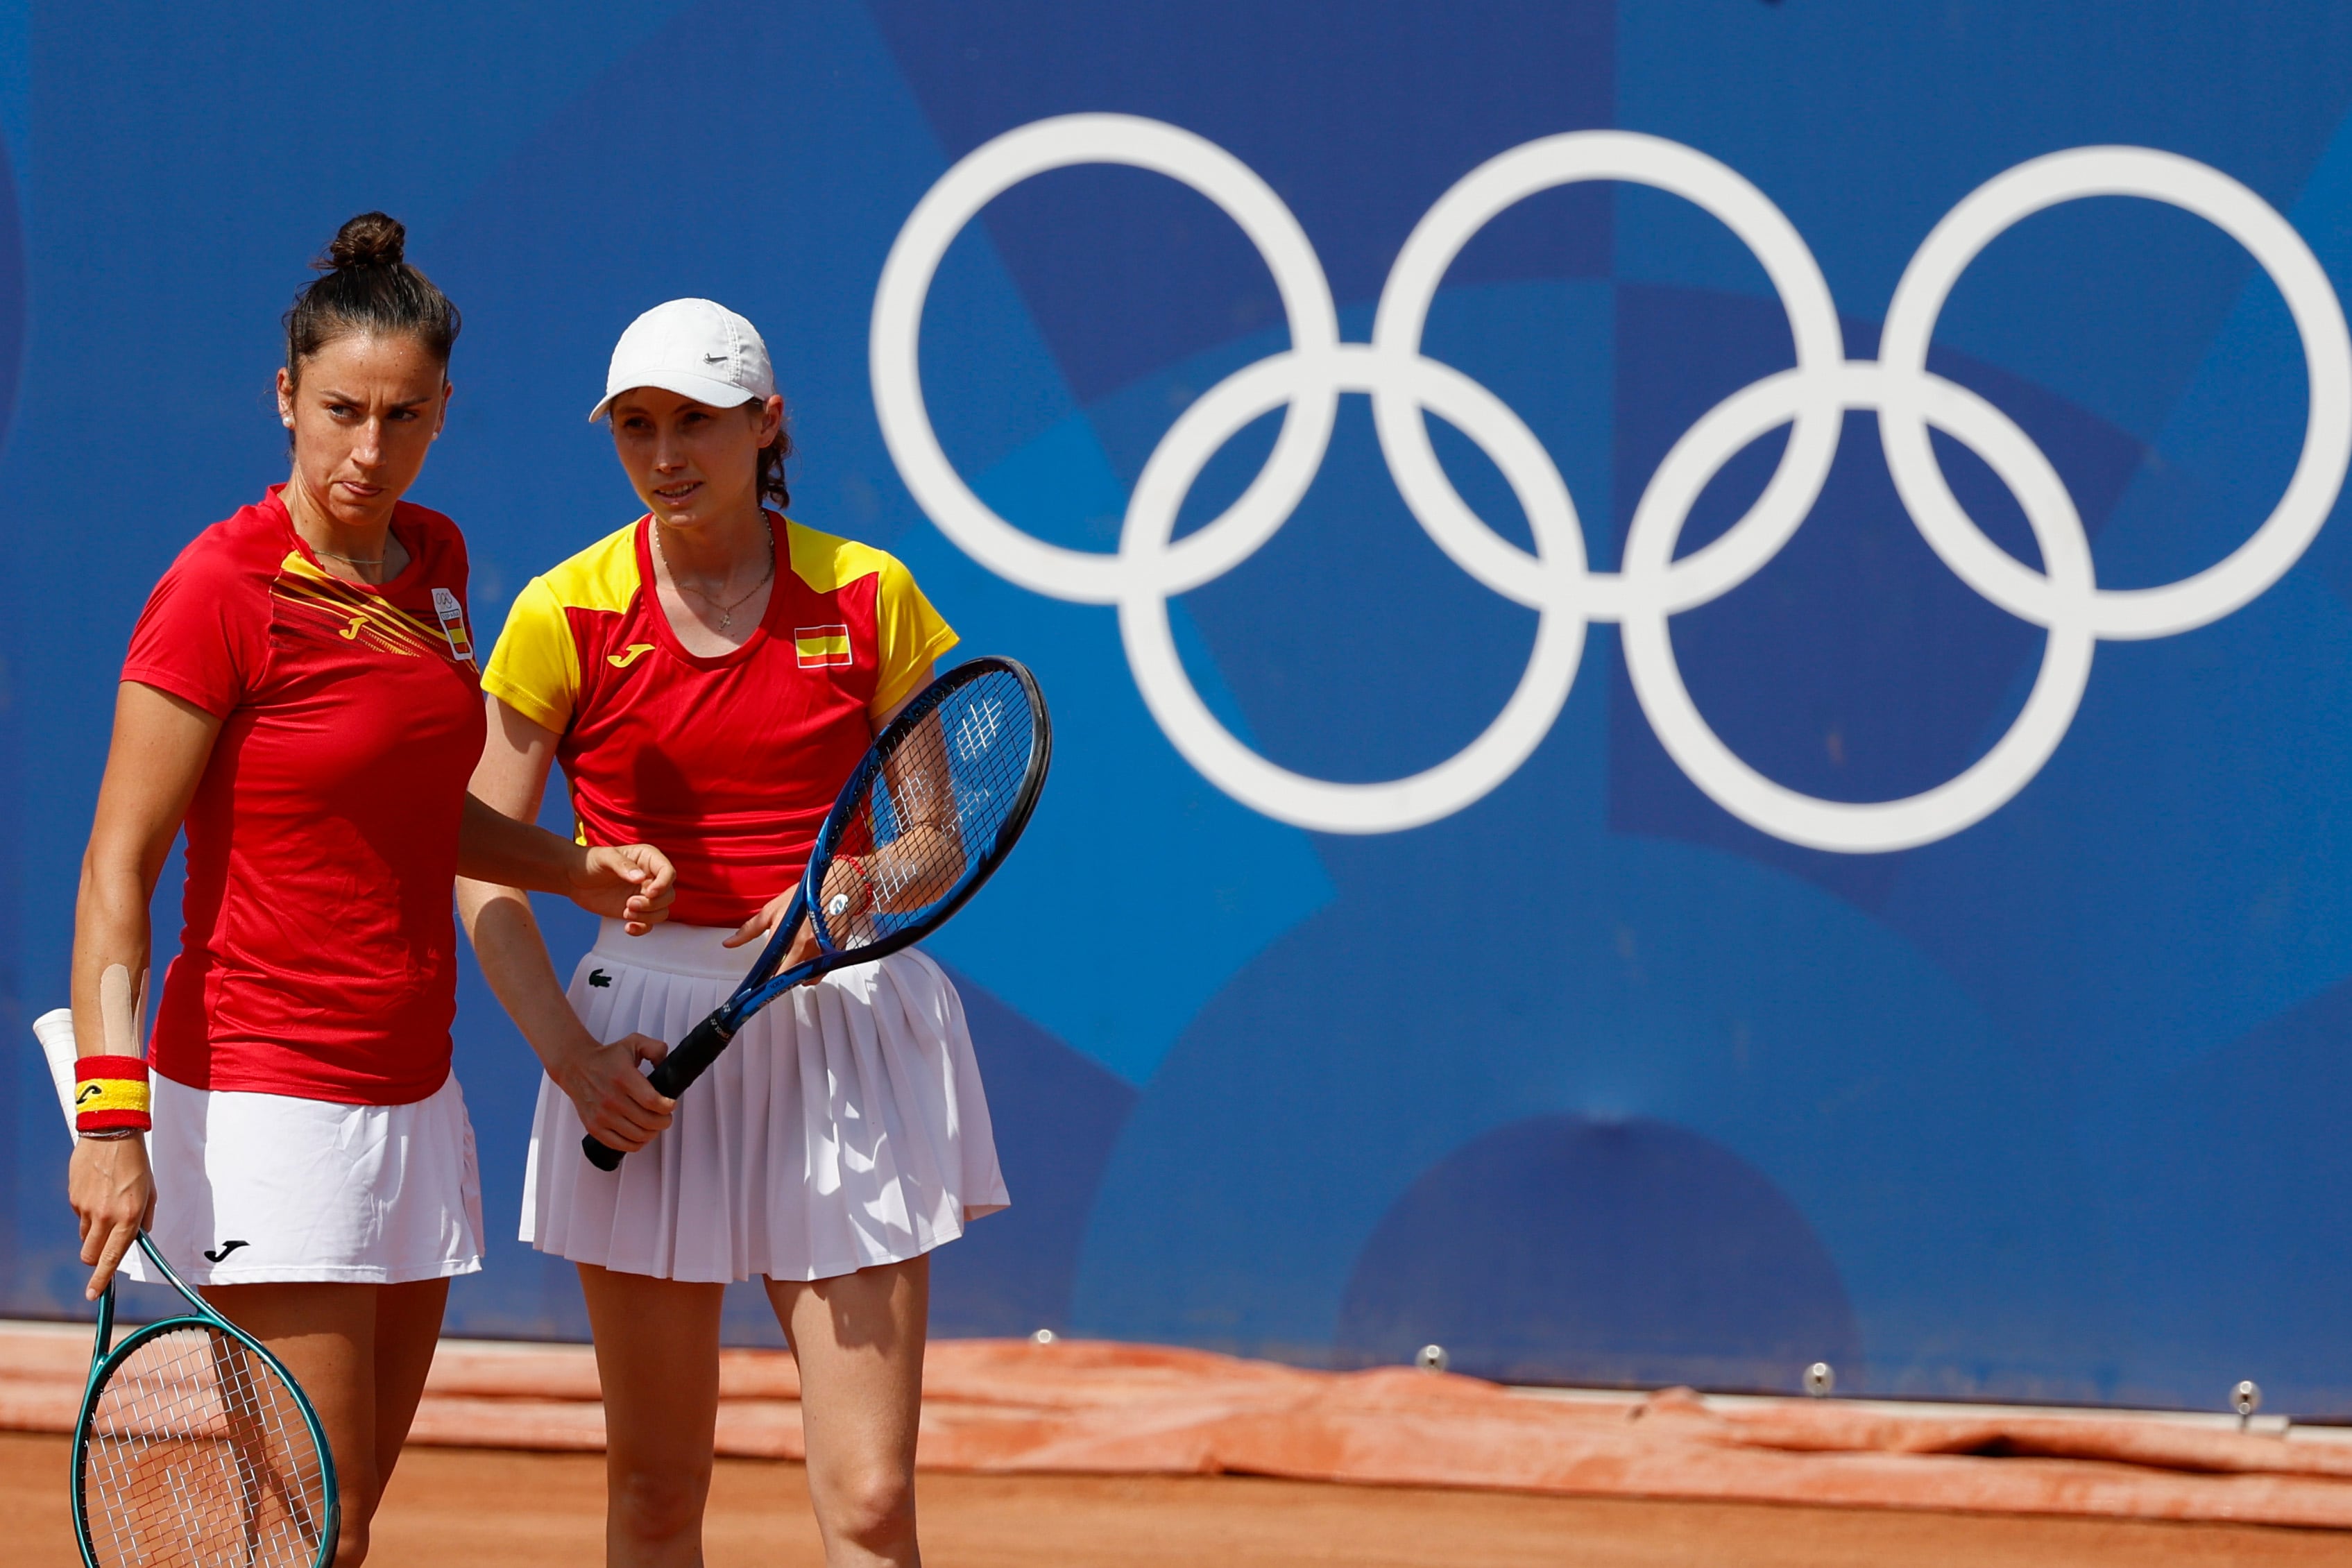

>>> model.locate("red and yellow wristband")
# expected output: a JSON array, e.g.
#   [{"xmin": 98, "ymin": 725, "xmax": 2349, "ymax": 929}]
[{"xmin": 74, "ymin": 1055, "xmax": 151, "ymax": 1135}]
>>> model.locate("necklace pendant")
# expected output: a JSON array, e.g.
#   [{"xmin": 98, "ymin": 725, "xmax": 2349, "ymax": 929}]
[{"xmin": 719, "ymin": 611, "xmax": 733, "ymax": 631}]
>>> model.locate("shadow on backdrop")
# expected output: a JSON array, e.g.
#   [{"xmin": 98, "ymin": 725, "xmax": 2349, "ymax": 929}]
[{"xmin": 1336, "ymin": 1114, "xmax": 1861, "ymax": 1390}]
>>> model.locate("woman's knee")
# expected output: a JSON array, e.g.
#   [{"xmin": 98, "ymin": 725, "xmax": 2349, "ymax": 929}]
[
  {"xmin": 610, "ymin": 1457, "xmax": 714, "ymax": 1543},
  {"xmin": 327, "ymin": 1469, "xmax": 384, "ymax": 1566},
  {"xmin": 816, "ymin": 1462, "xmax": 917, "ymax": 1551}
]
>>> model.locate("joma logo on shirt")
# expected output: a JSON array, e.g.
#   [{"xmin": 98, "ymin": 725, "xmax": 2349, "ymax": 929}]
[{"xmin": 607, "ymin": 644, "xmax": 656, "ymax": 669}]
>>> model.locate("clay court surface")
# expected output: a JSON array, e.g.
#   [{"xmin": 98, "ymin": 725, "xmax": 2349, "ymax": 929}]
[{"xmin": 5, "ymin": 1432, "xmax": 2345, "ymax": 1567}]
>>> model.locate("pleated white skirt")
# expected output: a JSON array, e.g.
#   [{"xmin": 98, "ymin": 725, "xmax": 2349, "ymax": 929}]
[{"xmin": 519, "ymin": 920, "xmax": 1008, "ymax": 1283}]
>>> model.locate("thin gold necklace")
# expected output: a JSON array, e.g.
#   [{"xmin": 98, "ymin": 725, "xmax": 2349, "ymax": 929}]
[
  {"xmin": 285, "ymin": 488, "xmax": 392, "ymax": 572},
  {"xmin": 654, "ymin": 519, "xmax": 775, "ymax": 632}
]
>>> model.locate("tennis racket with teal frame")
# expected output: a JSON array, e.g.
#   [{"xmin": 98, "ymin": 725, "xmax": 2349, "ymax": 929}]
[
  {"xmin": 35, "ymin": 1011, "xmax": 339, "ymax": 1567},
  {"xmin": 72, "ymin": 1233, "xmax": 339, "ymax": 1567}
]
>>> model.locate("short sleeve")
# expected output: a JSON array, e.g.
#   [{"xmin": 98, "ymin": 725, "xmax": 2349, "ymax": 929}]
[
  {"xmin": 481, "ymin": 576, "xmax": 583, "ymax": 734},
  {"xmin": 121, "ymin": 540, "xmax": 269, "ymax": 717},
  {"xmin": 869, "ymin": 556, "xmax": 959, "ymax": 719}
]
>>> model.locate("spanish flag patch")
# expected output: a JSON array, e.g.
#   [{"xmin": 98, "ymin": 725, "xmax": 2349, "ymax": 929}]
[
  {"xmin": 431, "ymin": 586, "xmax": 477, "ymax": 667},
  {"xmin": 794, "ymin": 625, "xmax": 853, "ymax": 668}
]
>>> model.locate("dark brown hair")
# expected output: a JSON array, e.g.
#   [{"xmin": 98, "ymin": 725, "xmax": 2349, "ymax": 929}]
[
  {"xmin": 282, "ymin": 212, "xmax": 461, "ymax": 386},
  {"xmin": 756, "ymin": 409, "xmax": 792, "ymax": 509}
]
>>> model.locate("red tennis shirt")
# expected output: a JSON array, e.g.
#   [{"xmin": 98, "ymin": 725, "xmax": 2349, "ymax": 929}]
[
  {"xmin": 123, "ymin": 488, "xmax": 486, "ymax": 1104},
  {"xmin": 480, "ymin": 513, "xmax": 956, "ymax": 928}
]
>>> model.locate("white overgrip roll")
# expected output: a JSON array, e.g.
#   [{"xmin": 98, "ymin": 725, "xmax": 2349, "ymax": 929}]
[{"xmin": 32, "ymin": 1007, "xmax": 78, "ymax": 1139}]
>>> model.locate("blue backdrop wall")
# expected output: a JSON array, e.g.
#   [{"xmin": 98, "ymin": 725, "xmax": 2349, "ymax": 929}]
[{"xmin": 6, "ymin": 1, "xmax": 2352, "ymax": 1415}]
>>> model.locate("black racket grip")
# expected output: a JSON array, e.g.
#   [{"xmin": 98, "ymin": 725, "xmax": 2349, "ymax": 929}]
[{"xmin": 579, "ymin": 1015, "xmax": 738, "ymax": 1170}]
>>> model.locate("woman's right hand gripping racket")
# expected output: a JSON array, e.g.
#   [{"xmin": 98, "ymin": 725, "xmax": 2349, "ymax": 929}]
[
  {"xmin": 582, "ymin": 655, "xmax": 1052, "ymax": 1170},
  {"xmin": 33, "ymin": 1012, "xmax": 339, "ymax": 1568}
]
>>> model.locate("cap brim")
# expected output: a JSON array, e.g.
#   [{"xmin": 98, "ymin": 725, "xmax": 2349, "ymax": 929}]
[{"xmin": 587, "ymin": 370, "xmax": 765, "ymax": 422}]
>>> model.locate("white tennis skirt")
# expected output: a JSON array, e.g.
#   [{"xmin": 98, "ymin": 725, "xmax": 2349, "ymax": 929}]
[
  {"xmin": 520, "ymin": 920, "xmax": 1009, "ymax": 1284},
  {"xmin": 133, "ymin": 1070, "xmax": 485, "ymax": 1288}
]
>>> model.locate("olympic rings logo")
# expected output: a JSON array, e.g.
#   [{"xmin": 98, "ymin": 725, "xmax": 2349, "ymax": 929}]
[{"xmin": 872, "ymin": 115, "xmax": 2352, "ymax": 850}]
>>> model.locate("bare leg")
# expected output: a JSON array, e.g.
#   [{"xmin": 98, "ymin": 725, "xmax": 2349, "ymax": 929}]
[
  {"xmin": 368, "ymin": 1277, "xmax": 450, "ymax": 1496},
  {"xmin": 765, "ymin": 1255, "xmax": 928, "ymax": 1568},
  {"xmin": 205, "ymin": 1281, "xmax": 409, "ymax": 1567},
  {"xmin": 579, "ymin": 1263, "xmax": 726, "ymax": 1568}
]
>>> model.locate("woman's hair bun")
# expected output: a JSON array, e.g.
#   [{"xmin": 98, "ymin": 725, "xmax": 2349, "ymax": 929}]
[
  {"xmin": 283, "ymin": 210, "xmax": 459, "ymax": 386},
  {"xmin": 320, "ymin": 212, "xmax": 406, "ymax": 272}
]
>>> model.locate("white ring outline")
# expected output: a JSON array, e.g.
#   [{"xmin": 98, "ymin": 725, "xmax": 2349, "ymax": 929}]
[
  {"xmin": 1879, "ymin": 146, "xmax": 2352, "ymax": 641},
  {"xmin": 872, "ymin": 114, "xmax": 1340, "ymax": 604},
  {"xmin": 1370, "ymin": 131, "xmax": 1845, "ymax": 622},
  {"xmin": 1118, "ymin": 346, "xmax": 1587, "ymax": 832},
  {"xmin": 871, "ymin": 118, "xmax": 2352, "ymax": 846},
  {"xmin": 1620, "ymin": 364, "xmax": 2097, "ymax": 853}
]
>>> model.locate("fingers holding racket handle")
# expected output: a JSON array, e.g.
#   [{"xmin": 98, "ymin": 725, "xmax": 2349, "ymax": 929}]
[{"xmin": 581, "ymin": 1014, "xmax": 738, "ymax": 1170}]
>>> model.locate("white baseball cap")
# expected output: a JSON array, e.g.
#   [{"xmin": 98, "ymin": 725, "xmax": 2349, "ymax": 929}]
[{"xmin": 588, "ymin": 298, "xmax": 775, "ymax": 422}]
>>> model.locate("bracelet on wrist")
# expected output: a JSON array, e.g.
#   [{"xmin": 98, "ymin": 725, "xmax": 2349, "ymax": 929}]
[
  {"xmin": 828, "ymin": 855, "xmax": 881, "ymax": 923},
  {"xmin": 78, "ymin": 1127, "xmax": 142, "ymax": 1143}
]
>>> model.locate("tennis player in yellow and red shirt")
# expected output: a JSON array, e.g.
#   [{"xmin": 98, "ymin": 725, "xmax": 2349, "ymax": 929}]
[{"xmin": 461, "ymin": 298, "xmax": 1005, "ymax": 1567}]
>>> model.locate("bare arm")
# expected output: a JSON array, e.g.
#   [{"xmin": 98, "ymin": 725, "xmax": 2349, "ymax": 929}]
[
  {"xmin": 862, "ymin": 684, "xmax": 964, "ymax": 907},
  {"xmin": 68, "ymin": 682, "xmax": 221, "ymax": 1297},
  {"xmin": 457, "ymin": 792, "xmax": 674, "ymax": 934},
  {"xmin": 456, "ymin": 697, "xmax": 676, "ymax": 1153}
]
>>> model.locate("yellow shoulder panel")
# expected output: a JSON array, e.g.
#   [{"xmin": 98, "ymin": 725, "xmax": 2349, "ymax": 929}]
[
  {"xmin": 482, "ymin": 577, "xmax": 579, "ymax": 734},
  {"xmin": 780, "ymin": 517, "xmax": 959, "ymax": 714},
  {"xmin": 480, "ymin": 518, "xmax": 640, "ymax": 735},
  {"xmin": 536, "ymin": 519, "xmax": 645, "ymax": 611},
  {"xmin": 783, "ymin": 518, "xmax": 894, "ymax": 595}
]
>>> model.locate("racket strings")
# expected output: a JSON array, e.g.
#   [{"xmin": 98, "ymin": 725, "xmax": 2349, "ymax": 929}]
[
  {"xmin": 83, "ymin": 1324, "xmax": 330, "ymax": 1567},
  {"xmin": 820, "ymin": 672, "xmax": 1037, "ymax": 953}
]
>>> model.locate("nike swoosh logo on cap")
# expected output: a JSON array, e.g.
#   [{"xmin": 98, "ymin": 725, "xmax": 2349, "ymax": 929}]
[{"xmin": 704, "ymin": 354, "xmax": 728, "ymax": 364}]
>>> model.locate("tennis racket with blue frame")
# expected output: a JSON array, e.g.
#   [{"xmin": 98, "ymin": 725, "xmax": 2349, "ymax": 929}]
[
  {"xmin": 582, "ymin": 654, "xmax": 1051, "ymax": 1170},
  {"xmin": 33, "ymin": 1012, "xmax": 339, "ymax": 1568}
]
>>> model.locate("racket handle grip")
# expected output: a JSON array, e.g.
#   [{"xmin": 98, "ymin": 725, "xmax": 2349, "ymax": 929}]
[
  {"xmin": 579, "ymin": 1015, "xmax": 738, "ymax": 1170},
  {"xmin": 648, "ymin": 1015, "xmax": 735, "ymax": 1098}
]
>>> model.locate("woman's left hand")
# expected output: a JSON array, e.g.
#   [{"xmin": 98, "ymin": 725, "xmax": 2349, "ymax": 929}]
[{"xmin": 568, "ymin": 843, "xmax": 676, "ymax": 935}]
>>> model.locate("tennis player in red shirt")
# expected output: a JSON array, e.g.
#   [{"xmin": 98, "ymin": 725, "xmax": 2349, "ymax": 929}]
[
  {"xmin": 64, "ymin": 214, "xmax": 675, "ymax": 1568},
  {"xmin": 463, "ymin": 299, "xmax": 1006, "ymax": 1567}
]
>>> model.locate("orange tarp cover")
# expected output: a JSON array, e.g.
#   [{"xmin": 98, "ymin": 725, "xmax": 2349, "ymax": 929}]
[{"xmin": 6, "ymin": 1327, "xmax": 2350, "ymax": 1528}]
